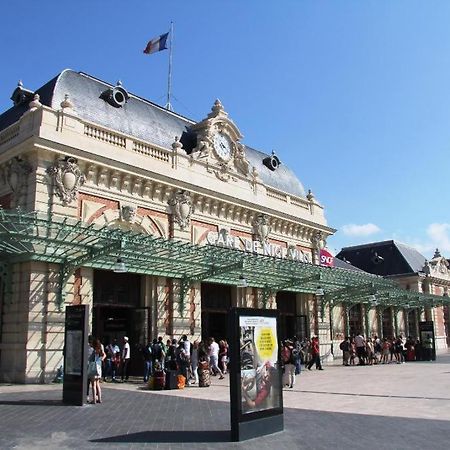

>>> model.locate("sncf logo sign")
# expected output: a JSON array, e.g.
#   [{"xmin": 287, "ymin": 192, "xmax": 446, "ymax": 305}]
[{"xmin": 320, "ymin": 248, "xmax": 334, "ymax": 267}]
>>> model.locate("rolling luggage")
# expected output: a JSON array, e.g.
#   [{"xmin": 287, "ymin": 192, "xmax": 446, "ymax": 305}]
[
  {"xmin": 153, "ymin": 370, "xmax": 165, "ymax": 390},
  {"xmin": 165, "ymin": 370, "xmax": 178, "ymax": 390}
]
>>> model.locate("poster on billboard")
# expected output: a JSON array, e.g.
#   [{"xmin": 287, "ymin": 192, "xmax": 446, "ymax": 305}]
[
  {"xmin": 229, "ymin": 308, "xmax": 283, "ymax": 441},
  {"xmin": 239, "ymin": 315, "xmax": 282, "ymax": 414}
]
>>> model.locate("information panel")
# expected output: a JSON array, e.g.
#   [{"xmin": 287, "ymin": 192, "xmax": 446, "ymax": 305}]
[
  {"xmin": 229, "ymin": 308, "xmax": 283, "ymax": 441},
  {"xmin": 419, "ymin": 321, "xmax": 436, "ymax": 361},
  {"xmin": 63, "ymin": 305, "xmax": 89, "ymax": 405}
]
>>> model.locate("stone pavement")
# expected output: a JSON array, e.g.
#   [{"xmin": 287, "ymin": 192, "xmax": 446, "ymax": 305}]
[{"xmin": 1, "ymin": 352, "xmax": 450, "ymax": 449}]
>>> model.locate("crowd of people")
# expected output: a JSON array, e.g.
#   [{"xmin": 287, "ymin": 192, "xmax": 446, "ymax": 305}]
[
  {"xmin": 86, "ymin": 334, "xmax": 230, "ymax": 401},
  {"xmin": 85, "ymin": 331, "xmax": 433, "ymax": 404},
  {"xmin": 339, "ymin": 333, "xmax": 434, "ymax": 366}
]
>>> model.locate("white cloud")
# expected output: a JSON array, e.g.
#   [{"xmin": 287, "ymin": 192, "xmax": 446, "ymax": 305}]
[
  {"xmin": 341, "ymin": 223, "xmax": 381, "ymax": 237},
  {"xmin": 426, "ymin": 223, "xmax": 450, "ymax": 253},
  {"xmin": 389, "ymin": 223, "xmax": 450, "ymax": 258}
]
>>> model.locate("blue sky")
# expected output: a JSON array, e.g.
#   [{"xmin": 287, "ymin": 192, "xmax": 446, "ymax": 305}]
[{"xmin": 1, "ymin": 1, "xmax": 449, "ymax": 258}]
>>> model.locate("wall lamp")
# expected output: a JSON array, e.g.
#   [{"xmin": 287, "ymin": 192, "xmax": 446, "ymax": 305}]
[{"xmin": 113, "ymin": 257, "xmax": 127, "ymax": 273}]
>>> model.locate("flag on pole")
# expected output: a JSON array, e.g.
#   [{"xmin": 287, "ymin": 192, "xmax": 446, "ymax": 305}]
[{"xmin": 143, "ymin": 32, "xmax": 169, "ymax": 54}]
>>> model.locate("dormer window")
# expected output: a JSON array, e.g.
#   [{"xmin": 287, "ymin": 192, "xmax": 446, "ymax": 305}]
[
  {"xmin": 263, "ymin": 150, "xmax": 281, "ymax": 171},
  {"xmin": 10, "ymin": 81, "xmax": 34, "ymax": 106},
  {"xmin": 100, "ymin": 81, "xmax": 129, "ymax": 108}
]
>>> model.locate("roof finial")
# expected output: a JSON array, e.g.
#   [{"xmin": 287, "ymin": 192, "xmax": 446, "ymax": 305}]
[
  {"xmin": 116, "ymin": 80, "xmax": 122, "ymax": 87},
  {"xmin": 60, "ymin": 93, "xmax": 73, "ymax": 110},
  {"xmin": 28, "ymin": 93, "xmax": 42, "ymax": 111},
  {"xmin": 434, "ymin": 248, "xmax": 441, "ymax": 258},
  {"xmin": 18, "ymin": 80, "xmax": 23, "ymax": 88},
  {"xmin": 172, "ymin": 136, "xmax": 183, "ymax": 152}
]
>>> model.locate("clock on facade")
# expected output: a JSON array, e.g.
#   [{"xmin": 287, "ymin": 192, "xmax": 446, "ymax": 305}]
[{"xmin": 213, "ymin": 132, "xmax": 232, "ymax": 161}]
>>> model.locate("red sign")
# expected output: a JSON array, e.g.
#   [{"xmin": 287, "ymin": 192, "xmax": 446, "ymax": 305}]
[{"xmin": 320, "ymin": 248, "xmax": 334, "ymax": 267}]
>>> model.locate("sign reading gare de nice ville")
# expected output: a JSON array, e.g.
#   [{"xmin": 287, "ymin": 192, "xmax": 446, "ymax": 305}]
[{"xmin": 206, "ymin": 228, "xmax": 312, "ymax": 264}]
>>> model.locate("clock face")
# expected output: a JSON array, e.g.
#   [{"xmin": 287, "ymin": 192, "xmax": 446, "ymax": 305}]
[{"xmin": 213, "ymin": 133, "xmax": 232, "ymax": 161}]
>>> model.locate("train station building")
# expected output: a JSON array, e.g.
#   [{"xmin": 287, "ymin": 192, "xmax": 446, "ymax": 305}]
[{"xmin": 0, "ymin": 70, "xmax": 448, "ymax": 382}]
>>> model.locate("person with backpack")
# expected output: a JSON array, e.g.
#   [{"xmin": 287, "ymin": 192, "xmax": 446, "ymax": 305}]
[
  {"xmin": 151, "ymin": 338, "xmax": 164, "ymax": 372},
  {"xmin": 339, "ymin": 337, "xmax": 351, "ymax": 366},
  {"xmin": 281, "ymin": 340, "xmax": 296, "ymax": 388}
]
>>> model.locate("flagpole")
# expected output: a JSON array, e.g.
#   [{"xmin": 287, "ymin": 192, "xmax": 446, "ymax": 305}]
[{"xmin": 166, "ymin": 21, "xmax": 174, "ymax": 111}]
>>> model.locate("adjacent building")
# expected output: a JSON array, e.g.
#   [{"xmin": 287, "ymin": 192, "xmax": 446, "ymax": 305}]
[{"xmin": 337, "ymin": 242, "xmax": 450, "ymax": 349}]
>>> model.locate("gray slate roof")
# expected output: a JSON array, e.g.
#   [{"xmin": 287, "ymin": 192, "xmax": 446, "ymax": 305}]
[
  {"xmin": 0, "ymin": 70, "xmax": 306, "ymax": 198},
  {"xmin": 337, "ymin": 240, "xmax": 426, "ymax": 276}
]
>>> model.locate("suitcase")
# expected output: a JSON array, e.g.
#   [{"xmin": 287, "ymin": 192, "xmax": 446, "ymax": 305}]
[
  {"xmin": 165, "ymin": 370, "xmax": 178, "ymax": 390},
  {"xmin": 154, "ymin": 370, "xmax": 165, "ymax": 390},
  {"xmin": 198, "ymin": 368, "xmax": 210, "ymax": 387}
]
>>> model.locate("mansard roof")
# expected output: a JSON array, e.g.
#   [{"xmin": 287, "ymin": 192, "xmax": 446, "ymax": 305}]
[
  {"xmin": 0, "ymin": 69, "xmax": 306, "ymax": 198},
  {"xmin": 336, "ymin": 240, "xmax": 427, "ymax": 276}
]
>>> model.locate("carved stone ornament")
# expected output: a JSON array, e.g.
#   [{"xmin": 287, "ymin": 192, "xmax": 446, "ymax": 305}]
[
  {"xmin": 6, "ymin": 157, "xmax": 32, "ymax": 197},
  {"xmin": 253, "ymin": 214, "xmax": 271, "ymax": 244},
  {"xmin": 121, "ymin": 204, "xmax": 137, "ymax": 223},
  {"xmin": 190, "ymin": 100, "xmax": 250, "ymax": 182},
  {"xmin": 47, "ymin": 157, "xmax": 86, "ymax": 205},
  {"xmin": 168, "ymin": 190, "xmax": 193, "ymax": 230},
  {"xmin": 312, "ymin": 230, "xmax": 325, "ymax": 251}
]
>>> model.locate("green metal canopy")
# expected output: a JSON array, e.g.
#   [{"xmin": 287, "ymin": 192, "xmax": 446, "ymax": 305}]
[{"xmin": 0, "ymin": 208, "xmax": 448, "ymax": 312}]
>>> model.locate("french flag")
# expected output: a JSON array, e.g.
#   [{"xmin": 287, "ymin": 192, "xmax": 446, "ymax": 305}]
[{"xmin": 143, "ymin": 32, "xmax": 169, "ymax": 55}]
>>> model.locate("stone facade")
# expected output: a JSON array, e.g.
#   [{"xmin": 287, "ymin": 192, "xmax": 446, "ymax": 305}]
[{"xmin": 0, "ymin": 72, "xmax": 334, "ymax": 382}]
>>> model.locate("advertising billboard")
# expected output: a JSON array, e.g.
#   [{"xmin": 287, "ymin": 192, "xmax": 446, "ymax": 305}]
[{"xmin": 229, "ymin": 308, "xmax": 283, "ymax": 441}]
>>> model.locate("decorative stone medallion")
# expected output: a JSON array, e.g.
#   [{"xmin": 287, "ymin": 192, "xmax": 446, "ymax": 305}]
[
  {"xmin": 6, "ymin": 157, "xmax": 32, "ymax": 199},
  {"xmin": 168, "ymin": 190, "xmax": 193, "ymax": 230},
  {"xmin": 253, "ymin": 214, "xmax": 271, "ymax": 244},
  {"xmin": 47, "ymin": 157, "xmax": 86, "ymax": 205}
]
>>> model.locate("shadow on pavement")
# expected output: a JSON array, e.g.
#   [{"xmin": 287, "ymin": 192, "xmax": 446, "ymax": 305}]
[{"xmin": 91, "ymin": 430, "xmax": 231, "ymax": 443}]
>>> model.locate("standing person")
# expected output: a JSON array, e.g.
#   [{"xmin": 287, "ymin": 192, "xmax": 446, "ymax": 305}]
[
  {"xmin": 373, "ymin": 336, "xmax": 382, "ymax": 364},
  {"xmin": 281, "ymin": 340, "xmax": 296, "ymax": 388},
  {"xmin": 354, "ymin": 332, "xmax": 366, "ymax": 365},
  {"xmin": 178, "ymin": 335, "xmax": 191, "ymax": 381},
  {"xmin": 142, "ymin": 340, "xmax": 153, "ymax": 383},
  {"xmin": 394, "ymin": 337, "xmax": 404, "ymax": 364},
  {"xmin": 190, "ymin": 340, "xmax": 199, "ymax": 385},
  {"xmin": 340, "ymin": 337, "xmax": 351, "ymax": 366},
  {"xmin": 219, "ymin": 340, "xmax": 229, "ymax": 374},
  {"xmin": 366, "ymin": 338, "xmax": 375, "ymax": 365},
  {"xmin": 156, "ymin": 336, "xmax": 167, "ymax": 370},
  {"xmin": 423, "ymin": 334, "xmax": 433, "ymax": 361},
  {"xmin": 307, "ymin": 336, "xmax": 323, "ymax": 370},
  {"xmin": 104, "ymin": 339, "xmax": 120, "ymax": 382},
  {"xmin": 88, "ymin": 338, "xmax": 106, "ymax": 404},
  {"xmin": 151, "ymin": 338, "xmax": 164, "ymax": 371},
  {"xmin": 405, "ymin": 337, "xmax": 415, "ymax": 362},
  {"xmin": 166, "ymin": 338, "xmax": 178, "ymax": 371},
  {"xmin": 208, "ymin": 337, "xmax": 224, "ymax": 379},
  {"xmin": 121, "ymin": 336, "xmax": 131, "ymax": 382},
  {"xmin": 381, "ymin": 338, "xmax": 390, "ymax": 364},
  {"xmin": 293, "ymin": 337, "xmax": 302, "ymax": 375},
  {"xmin": 414, "ymin": 338, "xmax": 422, "ymax": 361}
]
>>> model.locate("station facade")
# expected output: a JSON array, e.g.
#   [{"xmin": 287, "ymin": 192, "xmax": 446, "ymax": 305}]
[{"xmin": 0, "ymin": 70, "xmax": 447, "ymax": 383}]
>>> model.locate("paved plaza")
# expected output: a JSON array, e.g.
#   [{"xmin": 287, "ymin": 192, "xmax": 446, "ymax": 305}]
[{"xmin": 1, "ymin": 353, "xmax": 450, "ymax": 449}]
